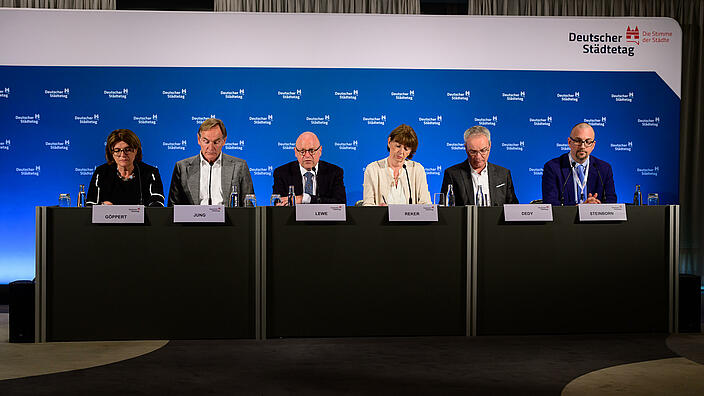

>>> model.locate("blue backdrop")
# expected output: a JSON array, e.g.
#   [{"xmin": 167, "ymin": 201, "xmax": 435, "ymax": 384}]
[{"xmin": 0, "ymin": 66, "xmax": 680, "ymax": 282}]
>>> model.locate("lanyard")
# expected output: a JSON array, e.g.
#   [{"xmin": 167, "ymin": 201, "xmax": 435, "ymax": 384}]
[{"xmin": 572, "ymin": 163, "xmax": 589, "ymax": 203}]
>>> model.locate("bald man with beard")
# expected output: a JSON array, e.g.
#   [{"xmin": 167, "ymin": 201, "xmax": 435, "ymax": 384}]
[
  {"xmin": 542, "ymin": 122, "xmax": 617, "ymax": 205},
  {"xmin": 273, "ymin": 131, "xmax": 346, "ymax": 205}
]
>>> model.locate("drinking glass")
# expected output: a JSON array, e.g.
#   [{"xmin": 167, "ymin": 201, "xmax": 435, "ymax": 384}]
[
  {"xmin": 244, "ymin": 194, "xmax": 256, "ymax": 207},
  {"xmin": 58, "ymin": 193, "xmax": 71, "ymax": 207},
  {"xmin": 433, "ymin": 193, "xmax": 445, "ymax": 206}
]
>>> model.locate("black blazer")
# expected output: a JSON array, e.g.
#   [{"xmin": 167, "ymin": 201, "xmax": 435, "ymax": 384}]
[
  {"xmin": 272, "ymin": 160, "xmax": 346, "ymax": 204},
  {"xmin": 86, "ymin": 161, "xmax": 165, "ymax": 206},
  {"xmin": 440, "ymin": 161, "xmax": 518, "ymax": 206}
]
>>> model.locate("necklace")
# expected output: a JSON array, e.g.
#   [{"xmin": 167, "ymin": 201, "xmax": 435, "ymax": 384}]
[{"xmin": 116, "ymin": 169, "xmax": 135, "ymax": 181}]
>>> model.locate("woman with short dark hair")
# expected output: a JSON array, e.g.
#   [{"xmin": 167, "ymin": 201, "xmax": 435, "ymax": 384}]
[{"xmin": 86, "ymin": 129, "xmax": 165, "ymax": 206}]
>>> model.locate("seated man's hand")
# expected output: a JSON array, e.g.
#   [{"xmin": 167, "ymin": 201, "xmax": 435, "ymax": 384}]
[
  {"xmin": 584, "ymin": 193, "xmax": 601, "ymax": 204},
  {"xmin": 276, "ymin": 195, "xmax": 303, "ymax": 206}
]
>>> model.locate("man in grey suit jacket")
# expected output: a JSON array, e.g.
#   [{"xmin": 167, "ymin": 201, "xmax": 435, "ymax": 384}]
[
  {"xmin": 168, "ymin": 118, "xmax": 253, "ymax": 206},
  {"xmin": 440, "ymin": 125, "xmax": 518, "ymax": 206}
]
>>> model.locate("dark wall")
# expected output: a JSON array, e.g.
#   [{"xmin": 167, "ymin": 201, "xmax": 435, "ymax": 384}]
[{"xmin": 117, "ymin": 0, "xmax": 214, "ymax": 11}]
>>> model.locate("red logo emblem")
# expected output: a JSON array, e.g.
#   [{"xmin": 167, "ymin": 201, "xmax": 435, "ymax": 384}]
[{"xmin": 626, "ymin": 26, "xmax": 639, "ymax": 45}]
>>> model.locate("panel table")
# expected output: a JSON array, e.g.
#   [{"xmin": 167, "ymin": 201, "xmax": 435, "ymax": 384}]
[
  {"xmin": 265, "ymin": 206, "xmax": 468, "ymax": 338},
  {"xmin": 36, "ymin": 207, "xmax": 257, "ymax": 341},
  {"xmin": 474, "ymin": 205, "xmax": 675, "ymax": 335}
]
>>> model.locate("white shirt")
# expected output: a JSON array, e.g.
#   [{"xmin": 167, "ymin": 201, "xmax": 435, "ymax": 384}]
[
  {"xmin": 386, "ymin": 166, "xmax": 408, "ymax": 204},
  {"xmin": 199, "ymin": 153, "xmax": 223, "ymax": 205},
  {"xmin": 569, "ymin": 154, "xmax": 590, "ymax": 203},
  {"xmin": 470, "ymin": 161, "xmax": 491, "ymax": 206},
  {"xmin": 299, "ymin": 163, "xmax": 318, "ymax": 204}
]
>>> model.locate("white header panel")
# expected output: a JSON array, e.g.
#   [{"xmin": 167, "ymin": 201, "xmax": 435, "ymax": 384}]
[{"xmin": 0, "ymin": 9, "xmax": 682, "ymax": 96}]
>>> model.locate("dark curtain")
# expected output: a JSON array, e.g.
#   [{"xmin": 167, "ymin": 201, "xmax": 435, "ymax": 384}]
[
  {"xmin": 469, "ymin": 0, "xmax": 704, "ymax": 279},
  {"xmin": 215, "ymin": 0, "xmax": 421, "ymax": 13}
]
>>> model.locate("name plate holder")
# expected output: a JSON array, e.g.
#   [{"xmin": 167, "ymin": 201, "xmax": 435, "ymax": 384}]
[
  {"xmin": 173, "ymin": 205, "xmax": 225, "ymax": 223},
  {"xmin": 296, "ymin": 204, "xmax": 347, "ymax": 221},
  {"xmin": 578, "ymin": 203, "xmax": 628, "ymax": 222},
  {"xmin": 388, "ymin": 204, "xmax": 438, "ymax": 222},
  {"xmin": 503, "ymin": 204, "xmax": 553, "ymax": 222},
  {"xmin": 92, "ymin": 205, "xmax": 145, "ymax": 224}
]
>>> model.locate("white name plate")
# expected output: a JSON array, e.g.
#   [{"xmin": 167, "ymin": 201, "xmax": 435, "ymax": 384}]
[
  {"xmin": 578, "ymin": 203, "xmax": 628, "ymax": 222},
  {"xmin": 92, "ymin": 205, "xmax": 145, "ymax": 224},
  {"xmin": 296, "ymin": 204, "xmax": 347, "ymax": 221},
  {"xmin": 388, "ymin": 204, "xmax": 438, "ymax": 222},
  {"xmin": 503, "ymin": 204, "xmax": 553, "ymax": 222},
  {"xmin": 173, "ymin": 205, "xmax": 225, "ymax": 223}
]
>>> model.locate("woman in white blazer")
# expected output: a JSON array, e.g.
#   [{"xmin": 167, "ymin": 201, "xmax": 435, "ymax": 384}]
[{"xmin": 362, "ymin": 124, "xmax": 432, "ymax": 206}]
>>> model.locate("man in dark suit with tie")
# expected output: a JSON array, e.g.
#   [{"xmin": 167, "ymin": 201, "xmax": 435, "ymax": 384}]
[
  {"xmin": 441, "ymin": 126, "xmax": 518, "ymax": 206},
  {"xmin": 542, "ymin": 122, "xmax": 616, "ymax": 205},
  {"xmin": 273, "ymin": 131, "xmax": 346, "ymax": 205}
]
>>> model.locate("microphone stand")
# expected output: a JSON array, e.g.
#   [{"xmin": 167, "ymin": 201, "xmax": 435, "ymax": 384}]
[
  {"xmin": 208, "ymin": 162, "xmax": 213, "ymax": 205},
  {"xmin": 560, "ymin": 162, "xmax": 576, "ymax": 206},
  {"xmin": 135, "ymin": 161, "xmax": 143, "ymax": 205},
  {"xmin": 403, "ymin": 163, "xmax": 412, "ymax": 204},
  {"xmin": 310, "ymin": 165, "xmax": 318, "ymax": 203},
  {"xmin": 595, "ymin": 164, "xmax": 606, "ymax": 203}
]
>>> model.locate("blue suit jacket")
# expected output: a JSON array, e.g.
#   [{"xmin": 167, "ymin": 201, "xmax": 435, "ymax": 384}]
[{"xmin": 542, "ymin": 153, "xmax": 617, "ymax": 205}]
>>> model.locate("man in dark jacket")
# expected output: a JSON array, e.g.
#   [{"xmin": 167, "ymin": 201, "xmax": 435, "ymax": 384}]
[{"xmin": 273, "ymin": 131, "xmax": 346, "ymax": 205}]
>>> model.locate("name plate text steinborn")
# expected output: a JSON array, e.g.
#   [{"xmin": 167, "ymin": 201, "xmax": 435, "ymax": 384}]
[
  {"xmin": 388, "ymin": 204, "xmax": 438, "ymax": 222},
  {"xmin": 296, "ymin": 204, "xmax": 347, "ymax": 221},
  {"xmin": 578, "ymin": 203, "xmax": 628, "ymax": 222},
  {"xmin": 92, "ymin": 205, "xmax": 145, "ymax": 224},
  {"xmin": 173, "ymin": 205, "xmax": 225, "ymax": 223},
  {"xmin": 503, "ymin": 204, "xmax": 554, "ymax": 222}
]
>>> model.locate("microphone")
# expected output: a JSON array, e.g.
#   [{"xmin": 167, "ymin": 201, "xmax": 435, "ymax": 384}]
[
  {"xmin": 207, "ymin": 162, "xmax": 213, "ymax": 205},
  {"xmin": 310, "ymin": 165, "xmax": 318, "ymax": 203},
  {"xmin": 595, "ymin": 164, "xmax": 605, "ymax": 203},
  {"xmin": 403, "ymin": 163, "xmax": 412, "ymax": 204},
  {"xmin": 135, "ymin": 162, "xmax": 144, "ymax": 205},
  {"xmin": 560, "ymin": 162, "xmax": 576, "ymax": 206}
]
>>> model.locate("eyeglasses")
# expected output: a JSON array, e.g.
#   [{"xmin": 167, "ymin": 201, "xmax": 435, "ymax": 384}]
[
  {"xmin": 295, "ymin": 146, "xmax": 321, "ymax": 156},
  {"xmin": 467, "ymin": 147, "xmax": 490, "ymax": 157},
  {"xmin": 569, "ymin": 137, "xmax": 595, "ymax": 147},
  {"xmin": 112, "ymin": 147, "xmax": 135, "ymax": 155}
]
